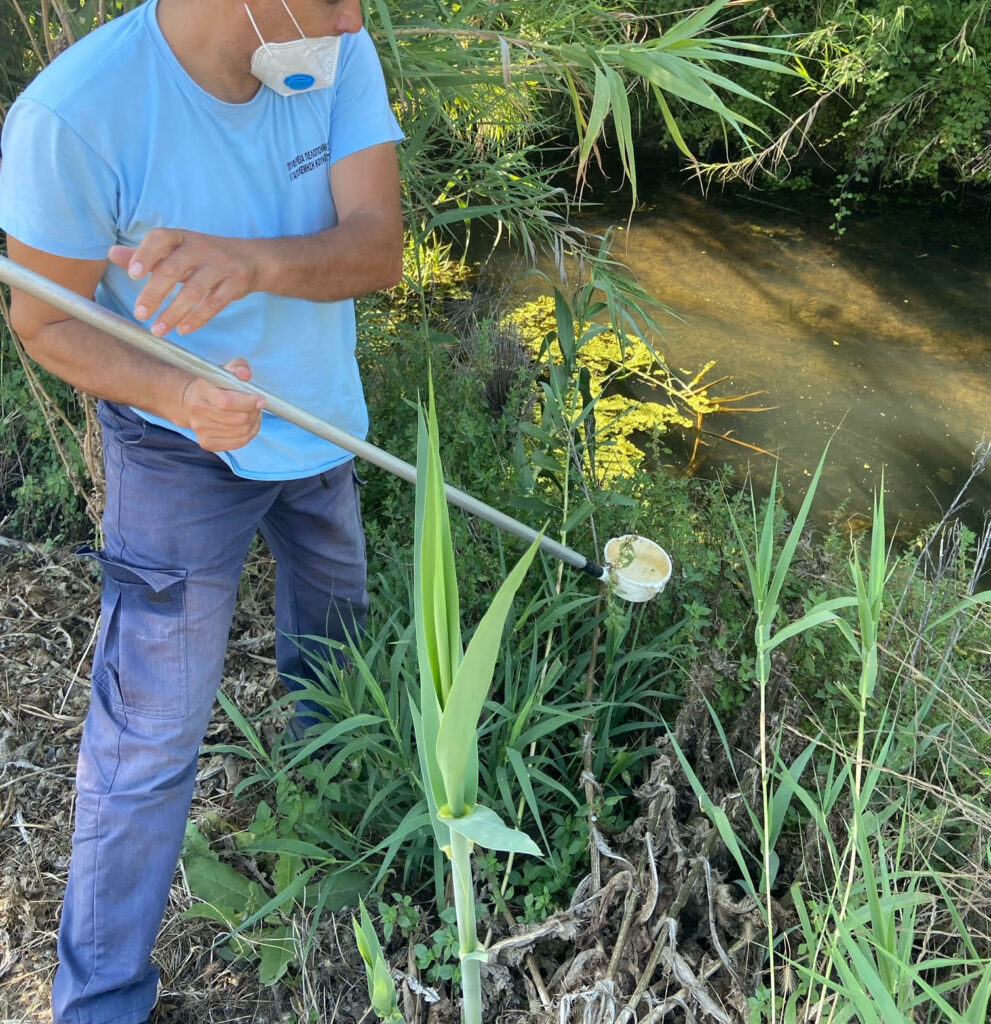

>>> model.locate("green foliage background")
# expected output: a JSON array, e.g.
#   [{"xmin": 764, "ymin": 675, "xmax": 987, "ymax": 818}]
[
  {"xmin": 3, "ymin": 0, "xmax": 991, "ymax": 540},
  {"xmin": 630, "ymin": 0, "xmax": 991, "ymax": 195}
]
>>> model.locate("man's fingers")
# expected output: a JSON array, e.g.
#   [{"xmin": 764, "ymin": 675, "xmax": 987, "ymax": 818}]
[
  {"xmin": 108, "ymin": 244, "xmax": 136, "ymax": 270},
  {"xmin": 188, "ymin": 364, "xmax": 265, "ymax": 415},
  {"xmin": 117, "ymin": 227, "xmax": 189, "ymax": 323},
  {"xmin": 183, "ymin": 386, "xmax": 264, "ymax": 452},
  {"xmin": 195, "ymin": 418, "xmax": 262, "ymax": 451},
  {"xmin": 126, "ymin": 227, "xmax": 185, "ymax": 281},
  {"xmin": 148, "ymin": 273, "xmax": 216, "ymax": 336},
  {"xmin": 135, "ymin": 260, "xmax": 187, "ymax": 326},
  {"xmin": 223, "ymin": 357, "xmax": 252, "ymax": 380},
  {"xmin": 167, "ymin": 275, "xmax": 246, "ymax": 336},
  {"xmin": 112, "ymin": 229, "xmax": 256, "ymax": 334},
  {"xmin": 220, "ymin": 358, "xmax": 265, "ymax": 408},
  {"xmin": 209, "ymin": 391, "xmax": 262, "ymax": 414}
]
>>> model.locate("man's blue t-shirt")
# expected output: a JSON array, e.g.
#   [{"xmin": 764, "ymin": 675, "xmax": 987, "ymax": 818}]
[{"xmin": 0, "ymin": 0, "xmax": 403, "ymax": 479}]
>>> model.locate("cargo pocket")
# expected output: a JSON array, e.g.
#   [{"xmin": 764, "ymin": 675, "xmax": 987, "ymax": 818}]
[{"xmin": 80, "ymin": 547, "xmax": 189, "ymax": 719}]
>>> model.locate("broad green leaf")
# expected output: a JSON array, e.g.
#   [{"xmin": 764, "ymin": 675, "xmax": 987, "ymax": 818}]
[
  {"xmin": 273, "ymin": 852, "xmax": 303, "ymax": 894},
  {"xmin": 353, "ymin": 898, "xmax": 401, "ymax": 1020},
  {"xmin": 768, "ymin": 445, "xmax": 831, "ymax": 610},
  {"xmin": 443, "ymin": 803, "xmax": 542, "ymax": 857},
  {"xmin": 506, "ymin": 746, "xmax": 549, "ymax": 850},
  {"xmin": 769, "ymin": 741, "xmax": 817, "ymax": 848},
  {"xmin": 606, "ymin": 64, "xmax": 636, "ymax": 197},
  {"xmin": 766, "ymin": 596, "xmax": 858, "ymax": 650},
  {"xmin": 229, "ymin": 865, "xmax": 318, "ymax": 935},
  {"xmin": 182, "ymin": 820, "xmax": 211, "ymax": 858},
  {"xmin": 655, "ymin": 0, "xmax": 733, "ymax": 47},
  {"xmin": 182, "ymin": 849, "xmax": 255, "ymax": 913},
  {"xmin": 436, "ymin": 535, "xmax": 541, "ymax": 813},
  {"xmin": 306, "ymin": 868, "xmax": 374, "ymax": 914},
  {"xmin": 576, "ymin": 64, "xmax": 612, "ymax": 181},
  {"xmin": 651, "ymin": 85, "xmax": 693, "ymax": 159},
  {"xmin": 180, "ymin": 902, "xmax": 238, "ymax": 927},
  {"xmin": 531, "ymin": 450, "xmax": 567, "ymax": 474},
  {"xmin": 414, "ymin": 390, "xmax": 461, "ymax": 711},
  {"xmin": 353, "ymin": 900, "xmax": 374, "ymax": 968},
  {"xmin": 372, "ymin": 958, "xmax": 395, "ymax": 1010},
  {"xmin": 410, "ymin": 699, "xmax": 451, "ymax": 852},
  {"xmin": 257, "ymin": 924, "xmax": 296, "ymax": 986},
  {"xmin": 562, "ymin": 499, "xmax": 596, "ymax": 533},
  {"xmin": 553, "ymin": 287, "xmax": 576, "ymax": 369}
]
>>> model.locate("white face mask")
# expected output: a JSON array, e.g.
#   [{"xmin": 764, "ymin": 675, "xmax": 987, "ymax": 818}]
[{"xmin": 244, "ymin": 0, "xmax": 341, "ymax": 97}]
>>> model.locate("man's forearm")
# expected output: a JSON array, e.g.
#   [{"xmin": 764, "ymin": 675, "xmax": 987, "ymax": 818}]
[
  {"xmin": 24, "ymin": 316, "xmax": 193, "ymax": 422},
  {"xmin": 20, "ymin": 316, "xmax": 266, "ymax": 452},
  {"xmin": 249, "ymin": 209, "xmax": 403, "ymax": 302}
]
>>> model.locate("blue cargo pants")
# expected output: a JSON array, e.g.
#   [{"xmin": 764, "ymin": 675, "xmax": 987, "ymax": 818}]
[{"xmin": 52, "ymin": 401, "xmax": 369, "ymax": 1024}]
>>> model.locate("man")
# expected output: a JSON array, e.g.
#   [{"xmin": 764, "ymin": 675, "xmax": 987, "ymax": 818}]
[{"xmin": 0, "ymin": 0, "xmax": 404, "ymax": 1020}]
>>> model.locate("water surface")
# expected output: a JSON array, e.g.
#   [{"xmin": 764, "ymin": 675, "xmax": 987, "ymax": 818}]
[{"xmin": 545, "ymin": 189, "xmax": 991, "ymax": 537}]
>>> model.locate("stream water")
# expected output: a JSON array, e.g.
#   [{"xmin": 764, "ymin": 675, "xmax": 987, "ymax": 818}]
[{"xmin": 508, "ymin": 188, "xmax": 991, "ymax": 539}]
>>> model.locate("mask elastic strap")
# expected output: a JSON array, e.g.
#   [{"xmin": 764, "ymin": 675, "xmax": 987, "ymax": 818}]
[
  {"xmin": 279, "ymin": 0, "xmax": 308, "ymax": 41},
  {"xmin": 242, "ymin": 3, "xmax": 271, "ymax": 51}
]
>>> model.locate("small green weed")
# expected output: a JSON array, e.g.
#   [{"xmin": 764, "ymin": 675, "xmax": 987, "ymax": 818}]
[
  {"xmin": 377, "ymin": 892, "xmax": 421, "ymax": 943},
  {"xmin": 412, "ymin": 904, "xmax": 485, "ymax": 987}
]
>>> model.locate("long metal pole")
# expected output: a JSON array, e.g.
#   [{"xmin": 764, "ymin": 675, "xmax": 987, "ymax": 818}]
[{"xmin": 0, "ymin": 255, "xmax": 605, "ymax": 578}]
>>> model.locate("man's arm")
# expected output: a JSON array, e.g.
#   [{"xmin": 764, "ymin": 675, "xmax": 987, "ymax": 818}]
[
  {"xmin": 6, "ymin": 239, "xmax": 266, "ymax": 452},
  {"xmin": 6, "ymin": 141, "xmax": 402, "ymax": 452},
  {"xmin": 108, "ymin": 141, "xmax": 404, "ymax": 338}
]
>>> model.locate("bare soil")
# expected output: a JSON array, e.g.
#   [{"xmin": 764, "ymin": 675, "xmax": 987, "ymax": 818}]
[{"xmin": 1, "ymin": 544, "xmax": 767, "ymax": 1024}]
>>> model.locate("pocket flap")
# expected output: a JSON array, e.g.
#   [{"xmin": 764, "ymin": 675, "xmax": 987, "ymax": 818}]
[{"xmin": 78, "ymin": 546, "xmax": 186, "ymax": 594}]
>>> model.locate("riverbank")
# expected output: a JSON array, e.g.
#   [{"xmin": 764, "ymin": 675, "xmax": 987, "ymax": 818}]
[
  {"xmin": 4, "ymin": 204, "xmax": 991, "ymax": 1024},
  {"xmin": 4, "ymin": 443, "xmax": 990, "ymax": 1022}
]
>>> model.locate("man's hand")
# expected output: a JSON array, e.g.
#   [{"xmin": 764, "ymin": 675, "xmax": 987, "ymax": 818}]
[
  {"xmin": 109, "ymin": 229, "xmax": 260, "ymax": 338},
  {"xmin": 177, "ymin": 358, "xmax": 266, "ymax": 452}
]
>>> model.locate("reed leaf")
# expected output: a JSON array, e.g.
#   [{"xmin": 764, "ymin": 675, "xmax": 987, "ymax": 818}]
[
  {"xmin": 436, "ymin": 533, "xmax": 541, "ymax": 815},
  {"xmin": 353, "ymin": 898, "xmax": 404, "ymax": 1024},
  {"xmin": 411, "ymin": 379, "xmax": 542, "ymax": 1024}
]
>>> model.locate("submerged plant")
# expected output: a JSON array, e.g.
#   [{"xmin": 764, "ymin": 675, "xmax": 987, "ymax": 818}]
[{"xmin": 411, "ymin": 381, "xmax": 542, "ymax": 1024}]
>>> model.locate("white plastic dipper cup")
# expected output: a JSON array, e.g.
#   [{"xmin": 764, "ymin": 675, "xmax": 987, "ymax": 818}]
[{"xmin": 603, "ymin": 535, "xmax": 673, "ymax": 602}]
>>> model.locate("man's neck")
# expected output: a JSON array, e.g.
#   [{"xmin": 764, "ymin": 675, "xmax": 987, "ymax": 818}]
[{"xmin": 156, "ymin": 0, "xmax": 259, "ymax": 103}]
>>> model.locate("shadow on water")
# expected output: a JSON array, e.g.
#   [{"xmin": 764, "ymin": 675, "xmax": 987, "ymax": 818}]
[{"xmin": 498, "ymin": 186, "xmax": 991, "ymax": 541}]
